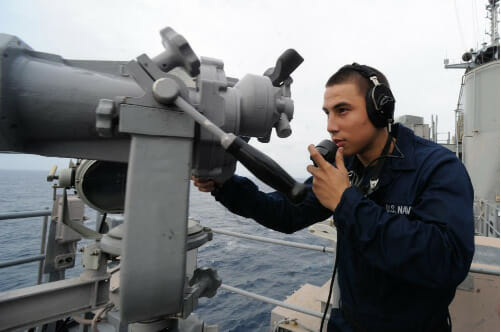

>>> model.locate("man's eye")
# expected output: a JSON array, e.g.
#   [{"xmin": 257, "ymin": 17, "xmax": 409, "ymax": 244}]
[{"xmin": 338, "ymin": 108, "xmax": 348, "ymax": 113}]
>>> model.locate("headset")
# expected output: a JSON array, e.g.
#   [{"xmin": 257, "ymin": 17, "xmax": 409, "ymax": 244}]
[{"xmin": 341, "ymin": 63, "xmax": 396, "ymax": 130}]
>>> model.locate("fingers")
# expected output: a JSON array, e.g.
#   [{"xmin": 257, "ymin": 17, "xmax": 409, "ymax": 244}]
[
  {"xmin": 335, "ymin": 147, "xmax": 345, "ymax": 170},
  {"xmin": 335, "ymin": 147, "xmax": 347, "ymax": 171},
  {"xmin": 191, "ymin": 176, "xmax": 216, "ymax": 192},
  {"xmin": 308, "ymin": 144, "xmax": 329, "ymax": 168},
  {"xmin": 306, "ymin": 164, "xmax": 317, "ymax": 175}
]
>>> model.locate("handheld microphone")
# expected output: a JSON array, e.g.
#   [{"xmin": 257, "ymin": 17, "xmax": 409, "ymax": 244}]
[{"xmin": 311, "ymin": 139, "xmax": 337, "ymax": 167}]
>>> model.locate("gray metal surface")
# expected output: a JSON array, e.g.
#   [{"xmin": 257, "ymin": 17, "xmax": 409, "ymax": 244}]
[
  {"xmin": 126, "ymin": 313, "xmax": 208, "ymax": 332},
  {"xmin": 474, "ymin": 200, "xmax": 500, "ymax": 237},
  {"xmin": 153, "ymin": 27, "xmax": 200, "ymax": 77},
  {"xmin": 24, "ymin": 139, "xmax": 132, "ymax": 163},
  {"xmin": 190, "ymin": 57, "xmax": 237, "ymax": 181},
  {"xmin": 38, "ymin": 215, "xmax": 49, "ymax": 284},
  {"xmin": 462, "ymin": 61, "xmax": 500, "ymax": 202},
  {"xmin": 220, "ymin": 284, "xmax": 329, "ymax": 320},
  {"xmin": 174, "ymin": 96, "xmax": 228, "ymax": 140},
  {"xmin": 0, "ymin": 274, "xmax": 110, "ymax": 331},
  {"xmin": 119, "ymin": 134, "xmax": 193, "ymax": 322},
  {"xmin": 0, "ymin": 210, "xmax": 50, "ymax": 220},
  {"xmin": 59, "ymin": 192, "xmax": 101, "ymax": 240},
  {"xmin": 119, "ymin": 103, "xmax": 194, "ymax": 138},
  {"xmin": 461, "ymin": 60, "xmax": 500, "ymax": 236},
  {"xmin": 190, "ymin": 55, "xmax": 298, "ymax": 181},
  {"xmin": 212, "ymin": 228, "xmax": 335, "ymax": 253},
  {"xmin": 396, "ymin": 115, "xmax": 431, "ymax": 140},
  {"xmin": 469, "ymin": 265, "xmax": 500, "ymax": 275},
  {"xmin": 100, "ymin": 221, "xmax": 212, "ymax": 256},
  {"xmin": 0, "ymin": 34, "xmax": 143, "ymax": 148},
  {"xmin": 0, "ymin": 35, "xmax": 144, "ymax": 161},
  {"xmin": 0, "ymin": 254, "xmax": 45, "ymax": 269},
  {"xmin": 182, "ymin": 268, "xmax": 222, "ymax": 318},
  {"xmin": 112, "ymin": 48, "xmax": 197, "ymax": 322},
  {"xmin": 99, "ymin": 224, "xmax": 123, "ymax": 257},
  {"xmin": 42, "ymin": 195, "xmax": 89, "ymax": 275},
  {"xmin": 0, "ymin": 26, "xmax": 305, "ymax": 329},
  {"xmin": 470, "ymin": 238, "xmax": 500, "ymax": 275},
  {"xmin": 1, "ymin": 26, "xmax": 300, "ymax": 179}
]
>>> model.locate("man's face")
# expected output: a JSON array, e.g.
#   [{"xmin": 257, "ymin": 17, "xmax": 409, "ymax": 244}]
[{"xmin": 323, "ymin": 82, "xmax": 379, "ymax": 156}]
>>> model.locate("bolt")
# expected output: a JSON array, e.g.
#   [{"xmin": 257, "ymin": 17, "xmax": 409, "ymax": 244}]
[{"xmin": 152, "ymin": 77, "xmax": 180, "ymax": 104}]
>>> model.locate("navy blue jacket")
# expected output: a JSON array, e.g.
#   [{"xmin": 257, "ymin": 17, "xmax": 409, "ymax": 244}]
[{"xmin": 213, "ymin": 124, "xmax": 474, "ymax": 331}]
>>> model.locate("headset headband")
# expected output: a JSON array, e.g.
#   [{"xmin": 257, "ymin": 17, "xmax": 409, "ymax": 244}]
[
  {"xmin": 345, "ymin": 63, "xmax": 381, "ymax": 86},
  {"xmin": 341, "ymin": 63, "xmax": 395, "ymax": 128}
]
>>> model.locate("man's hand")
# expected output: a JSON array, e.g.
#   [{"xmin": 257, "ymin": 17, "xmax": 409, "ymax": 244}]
[
  {"xmin": 191, "ymin": 176, "xmax": 220, "ymax": 193},
  {"xmin": 306, "ymin": 145, "xmax": 350, "ymax": 211}
]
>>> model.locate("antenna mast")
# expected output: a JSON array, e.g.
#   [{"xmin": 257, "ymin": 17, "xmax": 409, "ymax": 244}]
[{"xmin": 487, "ymin": 0, "xmax": 500, "ymax": 44}]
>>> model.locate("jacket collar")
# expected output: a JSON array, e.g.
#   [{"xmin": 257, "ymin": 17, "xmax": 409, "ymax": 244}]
[
  {"xmin": 388, "ymin": 123, "xmax": 416, "ymax": 171},
  {"xmin": 344, "ymin": 123, "xmax": 416, "ymax": 172}
]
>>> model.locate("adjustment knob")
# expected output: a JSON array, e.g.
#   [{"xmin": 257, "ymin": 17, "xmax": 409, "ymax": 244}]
[
  {"xmin": 189, "ymin": 267, "xmax": 222, "ymax": 299},
  {"xmin": 153, "ymin": 27, "xmax": 200, "ymax": 77}
]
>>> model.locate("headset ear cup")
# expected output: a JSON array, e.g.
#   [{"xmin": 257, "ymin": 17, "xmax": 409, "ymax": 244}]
[
  {"xmin": 365, "ymin": 88, "xmax": 377, "ymax": 126},
  {"xmin": 367, "ymin": 85, "xmax": 395, "ymax": 128},
  {"xmin": 341, "ymin": 63, "xmax": 395, "ymax": 128}
]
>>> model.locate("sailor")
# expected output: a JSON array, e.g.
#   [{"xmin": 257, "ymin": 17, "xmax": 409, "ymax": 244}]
[{"xmin": 193, "ymin": 63, "xmax": 474, "ymax": 332}]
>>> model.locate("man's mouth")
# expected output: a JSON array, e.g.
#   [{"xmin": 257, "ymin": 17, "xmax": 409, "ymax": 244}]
[{"xmin": 333, "ymin": 139, "xmax": 346, "ymax": 147}]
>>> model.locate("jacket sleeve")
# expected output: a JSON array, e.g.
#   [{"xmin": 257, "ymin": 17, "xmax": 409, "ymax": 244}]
[
  {"xmin": 333, "ymin": 155, "xmax": 475, "ymax": 289},
  {"xmin": 213, "ymin": 175, "xmax": 333, "ymax": 234}
]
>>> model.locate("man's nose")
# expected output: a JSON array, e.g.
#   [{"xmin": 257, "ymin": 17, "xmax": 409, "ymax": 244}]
[{"xmin": 327, "ymin": 114, "xmax": 338, "ymax": 133}]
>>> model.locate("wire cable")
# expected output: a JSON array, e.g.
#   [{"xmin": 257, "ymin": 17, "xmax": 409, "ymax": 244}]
[
  {"xmin": 273, "ymin": 318, "xmax": 296, "ymax": 332},
  {"xmin": 472, "ymin": 0, "xmax": 480, "ymax": 44},
  {"xmin": 273, "ymin": 317, "xmax": 316, "ymax": 332},
  {"xmin": 98, "ymin": 213, "xmax": 108, "ymax": 234},
  {"xmin": 71, "ymin": 302, "xmax": 115, "ymax": 332},
  {"xmin": 319, "ymin": 236, "xmax": 340, "ymax": 332},
  {"xmin": 91, "ymin": 302, "xmax": 115, "ymax": 332},
  {"xmin": 453, "ymin": 0, "xmax": 467, "ymax": 50}
]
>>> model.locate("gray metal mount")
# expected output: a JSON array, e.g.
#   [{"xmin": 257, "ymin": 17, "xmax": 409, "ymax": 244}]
[
  {"xmin": 43, "ymin": 194, "xmax": 84, "ymax": 274},
  {"xmin": 99, "ymin": 220, "xmax": 213, "ymax": 257},
  {"xmin": 0, "ymin": 26, "xmax": 303, "ymax": 329}
]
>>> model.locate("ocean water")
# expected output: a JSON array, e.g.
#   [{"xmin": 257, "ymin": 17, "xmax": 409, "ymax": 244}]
[{"xmin": 0, "ymin": 169, "xmax": 333, "ymax": 331}]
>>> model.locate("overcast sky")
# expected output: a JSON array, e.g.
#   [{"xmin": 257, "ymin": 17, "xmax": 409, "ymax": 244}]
[{"xmin": 0, "ymin": 0, "xmax": 492, "ymax": 177}]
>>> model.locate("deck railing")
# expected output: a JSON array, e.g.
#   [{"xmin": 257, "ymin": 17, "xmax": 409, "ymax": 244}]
[
  {"xmin": 474, "ymin": 199, "xmax": 500, "ymax": 238},
  {"xmin": 0, "ymin": 210, "xmax": 51, "ymax": 285}
]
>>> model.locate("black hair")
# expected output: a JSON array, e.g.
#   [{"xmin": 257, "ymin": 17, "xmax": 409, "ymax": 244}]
[{"xmin": 325, "ymin": 64, "xmax": 390, "ymax": 96}]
